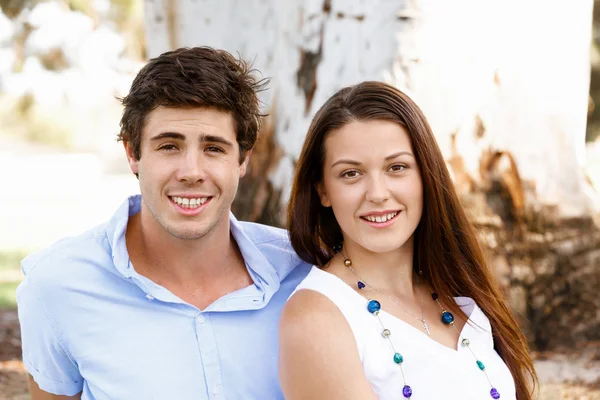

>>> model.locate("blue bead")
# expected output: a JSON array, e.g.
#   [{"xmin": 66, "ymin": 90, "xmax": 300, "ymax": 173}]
[
  {"xmin": 393, "ymin": 353, "xmax": 404, "ymax": 364},
  {"xmin": 477, "ymin": 360, "xmax": 486, "ymax": 370},
  {"xmin": 402, "ymin": 385, "xmax": 412, "ymax": 398},
  {"xmin": 357, "ymin": 281, "xmax": 366, "ymax": 289},
  {"xmin": 367, "ymin": 300, "xmax": 381, "ymax": 313},
  {"xmin": 431, "ymin": 292, "xmax": 439, "ymax": 300},
  {"xmin": 490, "ymin": 387, "xmax": 500, "ymax": 399},
  {"xmin": 441, "ymin": 311, "xmax": 454, "ymax": 324}
]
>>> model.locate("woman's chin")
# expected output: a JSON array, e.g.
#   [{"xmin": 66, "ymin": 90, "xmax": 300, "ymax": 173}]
[{"xmin": 358, "ymin": 240, "xmax": 412, "ymax": 255}]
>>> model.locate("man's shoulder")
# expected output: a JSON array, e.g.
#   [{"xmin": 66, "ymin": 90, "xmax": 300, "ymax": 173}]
[
  {"xmin": 21, "ymin": 222, "xmax": 112, "ymax": 281},
  {"xmin": 236, "ymin": 221, "xmax": 311, "ymax": 281},
  {"xmin": 237, "ymin": 221, "xmax": 289, "ymax": 245}
]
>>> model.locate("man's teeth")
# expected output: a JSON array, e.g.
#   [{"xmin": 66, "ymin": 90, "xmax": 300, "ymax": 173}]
[
  {"xmin": 364, "ymin": 212, "xmax": 398, "ymax": 223},
  {"xmin": 171, "ymin": 196, "xmax": 208, "ymax": 208}
]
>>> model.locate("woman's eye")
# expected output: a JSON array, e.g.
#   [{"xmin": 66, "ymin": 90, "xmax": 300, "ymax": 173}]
[
  {"xmin": 341, "ymin": 170, "xmax": 359, "ymax": 178},
  {"xmin": 389, "ymin": 164, "xmax": 406, "ymax": 172}
]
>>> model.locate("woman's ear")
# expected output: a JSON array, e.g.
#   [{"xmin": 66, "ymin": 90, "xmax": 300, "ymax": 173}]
[{"xmin": 316, "ymin": 182, "xmax": 332, "ymax": 207}]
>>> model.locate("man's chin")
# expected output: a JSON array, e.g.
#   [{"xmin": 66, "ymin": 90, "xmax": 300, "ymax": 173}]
[{"xmin": 163, "ymin": 224, "xmax": 211, "ymax": 241}]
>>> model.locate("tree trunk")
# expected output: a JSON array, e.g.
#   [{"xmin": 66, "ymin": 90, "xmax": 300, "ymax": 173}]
[{"xmin": 143, "ymin": 0, "xmax": 596, "ymax": 225}]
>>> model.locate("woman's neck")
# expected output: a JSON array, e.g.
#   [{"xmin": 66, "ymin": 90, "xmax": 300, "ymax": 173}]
[{"xmin": 339, "ymin": 237, "xmax": 418, "ymax": 297}]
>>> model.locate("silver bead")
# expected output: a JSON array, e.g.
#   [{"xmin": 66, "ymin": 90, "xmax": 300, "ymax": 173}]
[
  {"xmin": 462, "ymin": 338, "xmax": 470, "ymax": 346},
  {"xmin": 382, "ymin": 329, "xmax": 391, "ymax": 338}
]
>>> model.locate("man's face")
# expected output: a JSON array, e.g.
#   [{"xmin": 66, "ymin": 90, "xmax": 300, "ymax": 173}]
[{"xmin": 125, "ymin": 106, "xmax": 249, "ymax": 240}]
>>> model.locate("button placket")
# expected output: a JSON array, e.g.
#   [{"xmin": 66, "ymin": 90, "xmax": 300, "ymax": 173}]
[{"xmin": 194, "ymin": 313, "xmax": 224, "ymax": 400}]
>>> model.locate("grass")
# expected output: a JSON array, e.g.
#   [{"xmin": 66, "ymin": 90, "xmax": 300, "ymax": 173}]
[
  {"xmin": 0, "ymin": 251, "xmax": 29, "ymax": 309},
  {"xmin": 0, "ymin": 281, "xmax": 20, "ymax": 308}
]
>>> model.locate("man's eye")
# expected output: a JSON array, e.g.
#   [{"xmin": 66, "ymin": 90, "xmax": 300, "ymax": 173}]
[
  {"xmin": 159, "ymin": 144, "xmax": 177, "ymax": 151},
  {"xmin": 206, "ymin": 146, "xmax": 224, "ymax": 153}
]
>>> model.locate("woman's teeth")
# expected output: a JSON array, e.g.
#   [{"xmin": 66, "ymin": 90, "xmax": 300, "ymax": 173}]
[{"xmin": 363, "ymin": 212, "xmax": 398, "ymax": 223}]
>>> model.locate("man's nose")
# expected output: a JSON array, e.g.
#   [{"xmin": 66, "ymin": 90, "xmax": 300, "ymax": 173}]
[{"xmin": 177, "ymin": 151, "xmax": 206, "ymax": 183}]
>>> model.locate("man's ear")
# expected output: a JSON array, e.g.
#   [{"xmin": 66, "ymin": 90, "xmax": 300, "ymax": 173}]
[
  {"xmin": 123, "ymin": 141, "xmax": 139, "ymax": 176},
  {"xmin": 316, "ymin": 182, "xmax": 331, "ymax": 207},
  {"xmin": 239, "ymin": 150, "xmax": 252, "ymax": 178}
]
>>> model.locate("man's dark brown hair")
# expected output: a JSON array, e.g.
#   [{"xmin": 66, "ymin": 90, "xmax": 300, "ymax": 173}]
[{"xmin": 117, "ymin": 46, "xmax": 268, "ymax": 163}]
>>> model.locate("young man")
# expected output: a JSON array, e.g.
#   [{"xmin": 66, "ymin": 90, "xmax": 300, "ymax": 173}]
[{"xmin": 17, "ymin": 47, "xmax": 311, "ymax": 399}]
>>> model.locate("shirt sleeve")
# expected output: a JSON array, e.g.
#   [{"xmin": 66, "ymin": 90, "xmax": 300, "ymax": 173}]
[{"xmin": 17, "ymin": 275, "xmax": 84, "ymax": 396}]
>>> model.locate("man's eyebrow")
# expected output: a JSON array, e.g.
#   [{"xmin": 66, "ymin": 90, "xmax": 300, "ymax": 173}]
[
  {"xmin": 148, "ymin": 132, "xmax": 234, "ymax": 148},
  {"xmin": 200, "ymin": 134, "xmax": 234, "ymax": 147},
  {"xmin": 149, "ymin": 132, "xmax": 186, "ymax": 141}
]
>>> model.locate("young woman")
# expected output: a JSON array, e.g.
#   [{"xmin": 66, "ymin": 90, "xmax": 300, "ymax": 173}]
[{"xmin": 279, "ymin": 81, "xmax": 537, "ymax": 399}]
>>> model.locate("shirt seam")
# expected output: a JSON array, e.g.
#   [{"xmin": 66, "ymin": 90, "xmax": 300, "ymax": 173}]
[
  {"xmin": 22, "ymin": 357, "xmax": 81, "ymax": 387},
  {"xmin": 23, "ymin": 232, "xmax": 106, "ymax": 276},
  {"xmin": 250, "ymin": 237, "xmax": 292, "ymax": 246}
]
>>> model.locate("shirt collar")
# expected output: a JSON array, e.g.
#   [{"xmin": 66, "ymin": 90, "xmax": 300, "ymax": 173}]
[
  {"xmin": 107, "ymin": 195, "xmax": 140, "ymax": 279},
  {"xmin": 229, "ymin": 212, "xmax": 280, "ymax": 302},
  {"xmin": 106, "ymin": 195, "xmax": 281, "ymax": 306}
]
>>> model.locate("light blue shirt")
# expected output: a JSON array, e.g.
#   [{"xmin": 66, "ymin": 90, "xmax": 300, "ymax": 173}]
[{"xmin": 17, "ymin": 195, "xmax": 311, "ymax": 400}]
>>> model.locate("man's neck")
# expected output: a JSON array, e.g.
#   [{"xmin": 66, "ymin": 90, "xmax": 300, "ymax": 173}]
[{"xmin": 125, "ymin": 210, "xmax": 253, "ymax": 309}]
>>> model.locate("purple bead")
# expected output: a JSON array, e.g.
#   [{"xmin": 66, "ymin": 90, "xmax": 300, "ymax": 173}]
[
  {"xmin": 357, "ymin": 281, "xmax": 366, "ymax": 289},
  {"xmin": 431, "ymin": 292, "xmax": 439, "ymax": 300},
  {"xmin": 490, "ymin": 388, "xmax": 500, "ymax": 399},
  {"xmin": 402, "ymin": 385, "xmax": 412, "ymax": 398}
]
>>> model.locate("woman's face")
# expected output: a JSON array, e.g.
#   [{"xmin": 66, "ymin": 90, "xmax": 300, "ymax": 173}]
[{"xmin": 318, "ymin": 120, "xmax": 423, "ymax": 255}]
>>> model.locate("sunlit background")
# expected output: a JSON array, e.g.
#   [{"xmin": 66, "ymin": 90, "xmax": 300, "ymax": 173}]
[{"xmin": 1, "ymin": 0, "xmax": 600, "ymax": 399}]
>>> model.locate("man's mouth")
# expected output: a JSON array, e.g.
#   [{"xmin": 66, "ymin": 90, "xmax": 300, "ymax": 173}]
[{"xmin": 169, "ymin": 196, "xmax": 211, "ymax": 209}]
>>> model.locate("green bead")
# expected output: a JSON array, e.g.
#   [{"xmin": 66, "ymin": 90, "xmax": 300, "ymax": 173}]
[
  {"xmin": 393, "ymin": 353, "xmax": 404, "ymax": 364},
  {"xmin": 477, "ymin": 360, "xmax": 485, "ymax": 370}
]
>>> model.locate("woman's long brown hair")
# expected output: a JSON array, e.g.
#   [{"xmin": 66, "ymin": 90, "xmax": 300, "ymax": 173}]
[{"xmin": 287, "ymin": 81, "xmax": 537, "ymax": 398}]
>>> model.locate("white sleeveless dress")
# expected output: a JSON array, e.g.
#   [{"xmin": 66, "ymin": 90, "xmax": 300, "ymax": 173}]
[{"xmin": 291, "ymin": 266, "xmax": 517, "ymax": 400}]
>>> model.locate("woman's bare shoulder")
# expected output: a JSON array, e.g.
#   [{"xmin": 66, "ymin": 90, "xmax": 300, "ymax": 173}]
[{"xmin": 279, "ymin": 289, "xmax": 377, "ymax": 400}]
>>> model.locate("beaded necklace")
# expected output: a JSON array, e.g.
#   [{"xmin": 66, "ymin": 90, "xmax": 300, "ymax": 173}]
[
  {"xmin": 347, "ymin": 262, "xmax": 431, "ymax": 336},
  {"xmin": 342, "ymin": 257, "xmax": 501, "ymax": 399}
]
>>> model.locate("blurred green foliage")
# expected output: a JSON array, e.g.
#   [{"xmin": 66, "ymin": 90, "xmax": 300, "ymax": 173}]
[
  {"xmin": 0, "ymin": 281, "xmax": 19, "ymax": 308},
  {"xmin": 0, "ymin": 251, "xmax": 27, "ymax": 309},
  {"xmin": 0, "ymin": 95, "xmax": 74, "ymax": 148}
]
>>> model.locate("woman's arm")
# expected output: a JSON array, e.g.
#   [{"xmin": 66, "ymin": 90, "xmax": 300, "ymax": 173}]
[{"xmin": 279, "ymin": 289, "xmax": 378, "ymax": 400}]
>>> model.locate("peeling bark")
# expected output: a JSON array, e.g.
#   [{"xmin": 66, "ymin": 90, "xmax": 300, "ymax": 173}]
[
  {"xmin": 231, "ymin": 107, "xmax": 285, "ymax": 226},
  {"xmin": 296, "ymin": 47, "xmax": 322, "ymax": 116}
]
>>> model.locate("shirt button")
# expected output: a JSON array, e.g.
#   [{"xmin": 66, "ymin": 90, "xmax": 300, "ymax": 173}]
[
  {"xmin": 212, "ymin": 386, "xmax": 219, "ymax": 395},
  {"xmin": 196, "ymin": 315, "xmax": 205, "ymax": 324}
]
